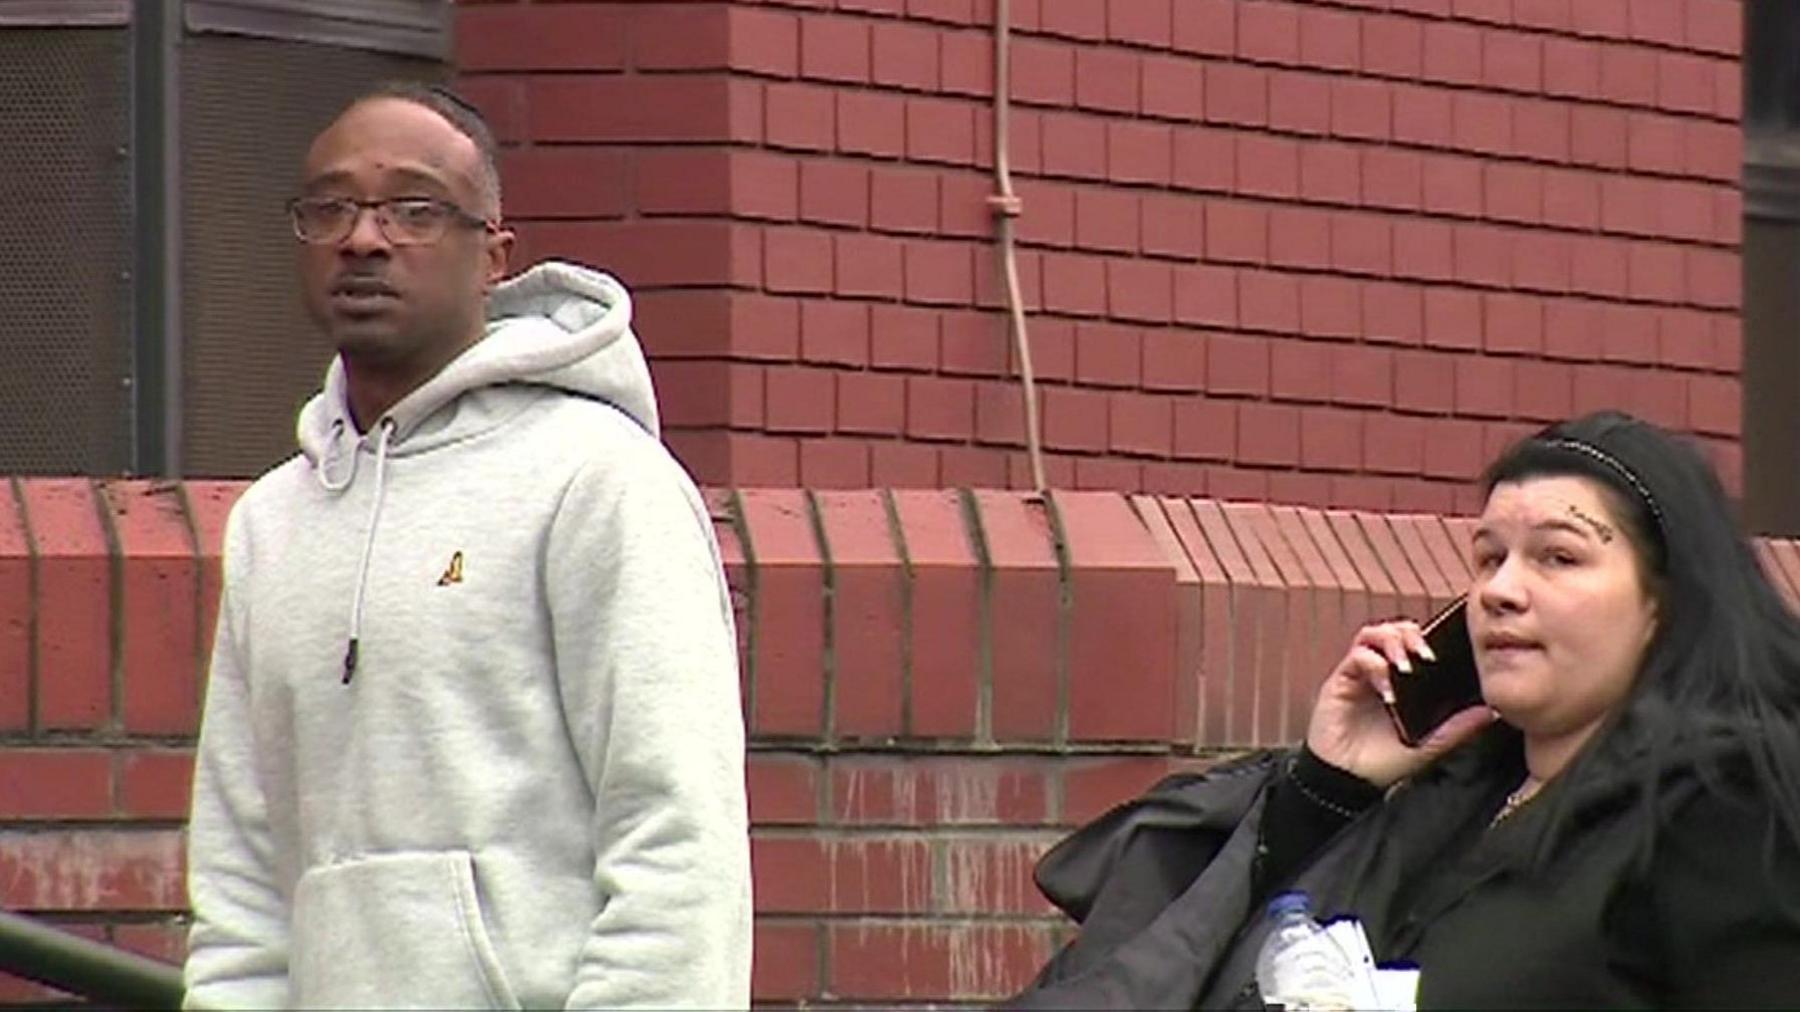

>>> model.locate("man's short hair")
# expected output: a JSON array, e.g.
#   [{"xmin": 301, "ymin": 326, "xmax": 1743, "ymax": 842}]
[{"xmin": 345, "ymin": 81, "xmax": 503, "ymax": 217}]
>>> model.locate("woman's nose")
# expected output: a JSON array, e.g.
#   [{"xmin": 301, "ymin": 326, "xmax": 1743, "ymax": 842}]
[{"xmin": 1476, "ymin": 556, "xmax": 1527, "ymax": 614}]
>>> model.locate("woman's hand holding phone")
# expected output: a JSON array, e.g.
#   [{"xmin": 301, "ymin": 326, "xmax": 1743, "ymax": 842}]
[{"xmin": 1306, "ymin": 617, "xmax": 1496, "ymax": 790}]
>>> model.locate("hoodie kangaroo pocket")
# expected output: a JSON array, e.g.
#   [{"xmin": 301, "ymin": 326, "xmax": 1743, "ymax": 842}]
[{"xmin": 290, "ymin": 851, "xmax": 524, "ymax": 1010}]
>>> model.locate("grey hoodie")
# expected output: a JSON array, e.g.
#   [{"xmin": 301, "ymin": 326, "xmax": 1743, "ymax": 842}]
[{"xmin": 184, "ymin": 262, "xmax": 752, "ymax": 1009}]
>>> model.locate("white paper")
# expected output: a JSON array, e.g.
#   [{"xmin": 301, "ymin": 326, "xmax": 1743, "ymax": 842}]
[
  {"xmin": 1316, "ymin": 917, "xmax": 1420, "ymax": 1011},
  {"xmin": 1372, "ymin": 968, "xmax": 1420, "ymax": 1011},
  {"xmin": 1321, "ymin": 919, "xmax": 1382, "ymax": 1010}
]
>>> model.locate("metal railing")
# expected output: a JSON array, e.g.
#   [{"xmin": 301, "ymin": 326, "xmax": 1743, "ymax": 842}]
[{"xmin": 0, "ymin": 910, "xmax": 183, "ymax": 1009}]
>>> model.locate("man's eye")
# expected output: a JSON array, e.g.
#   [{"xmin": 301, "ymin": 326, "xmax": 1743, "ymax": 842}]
[
  {"xmin": 389, "ymin": 200, "xmax": 445, "ymax": 224},
  {"xmin": 302, "ymin": 200, "xmax": 353, "ymax": 221}
]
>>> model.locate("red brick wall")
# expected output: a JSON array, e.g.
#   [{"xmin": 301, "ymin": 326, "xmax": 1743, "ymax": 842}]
[
  {"xmin": 7, "ymin": 478, "xmax": 1800, "ymax": 1004},
  {"xmin": 0, "ymin": 480, "xmax": 228, "ymax": 1005},
  {"xmin": 455, "ymin": 0, "xmax": 1743, "ymax": 512}
]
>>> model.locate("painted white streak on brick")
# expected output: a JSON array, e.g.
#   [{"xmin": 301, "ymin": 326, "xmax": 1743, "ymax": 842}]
[
  {"xmin": 0, "ymin": 830, "xmax": 185, "ymax": 912},
  {"xmin": 947, "ymin": 922, "xmax": 1041, "ymax": 999},
  {"xmin": 942, "ymin": 836, "xmax": 1048, "ymax": 915},
  {"xmin": 841, "ymin": 761, "xmax": 1029, "ymax": 824},
  {"xmin": 826, "ymin": 836, "xmax": 928, "ymax": 914},
  {"xmin": 935, "ymin": 766, "xmax": 1001, "ymax": 823}
]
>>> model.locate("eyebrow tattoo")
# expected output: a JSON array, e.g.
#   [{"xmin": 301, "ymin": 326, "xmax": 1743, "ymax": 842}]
[{"xmin": 1564, "ymin": 503, "xmax": 1615, "ymax": 543}]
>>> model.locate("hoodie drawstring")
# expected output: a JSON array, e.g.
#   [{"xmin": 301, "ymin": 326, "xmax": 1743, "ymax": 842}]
[
  {"xmin": 316, "ymin": 419, "xmax": 358, "ymax": 492},
  {"xmin": 341, "ymin": 417, "xmax": 396, "ymax": 684}
]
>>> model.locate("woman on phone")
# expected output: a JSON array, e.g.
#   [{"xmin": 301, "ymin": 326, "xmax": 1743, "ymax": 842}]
[{"xmin": 1011, "ymin": 411, "xmax": 1800, "ymax": 1008}]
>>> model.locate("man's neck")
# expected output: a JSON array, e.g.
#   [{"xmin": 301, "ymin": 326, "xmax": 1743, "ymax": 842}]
[
  {"xmin": 343, "ymin": 368, "xmax": 417, "ymax": 434},
  {"xmin": 341, "ymin": 330, "xmax": 481, "ymax": 432}
]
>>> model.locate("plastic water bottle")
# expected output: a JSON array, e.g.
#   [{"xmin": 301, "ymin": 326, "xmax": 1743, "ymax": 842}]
[{"xmin": 1253, "ymin": 891, "xmax": 1357, "ymax": 1010}]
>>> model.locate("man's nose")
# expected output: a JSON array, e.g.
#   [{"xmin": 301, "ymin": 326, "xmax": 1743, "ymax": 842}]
[{"xmin": 340, "ymin": 205, "xmax": 392, "ymax": 254}]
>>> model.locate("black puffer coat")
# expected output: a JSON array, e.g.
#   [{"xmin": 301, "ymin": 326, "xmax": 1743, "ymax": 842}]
[{"xmin": 1009, "ymin": 732, "xmax": 1800, "ymax": 1009}]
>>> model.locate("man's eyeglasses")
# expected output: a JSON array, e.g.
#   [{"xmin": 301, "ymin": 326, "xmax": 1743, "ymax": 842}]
[{"xmin": 286, "ymin": 196, "xmax": 494, "ymax": 247}]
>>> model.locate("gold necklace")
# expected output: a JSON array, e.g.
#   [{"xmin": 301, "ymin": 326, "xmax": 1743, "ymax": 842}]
[{"xmin": 1490, "ymin": 776, "xmax": 1542, "ymax": 827}]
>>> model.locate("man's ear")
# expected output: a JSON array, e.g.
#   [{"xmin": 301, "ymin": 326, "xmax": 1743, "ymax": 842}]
[{"xmin": 483, "ymin": 226, "xmax": 516, "ymax": 290}]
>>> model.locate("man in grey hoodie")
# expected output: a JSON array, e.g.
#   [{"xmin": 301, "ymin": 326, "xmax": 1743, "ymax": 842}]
[{"xmin": 182, "ymin": 83, "xmax": 752, "ymax": 1010}]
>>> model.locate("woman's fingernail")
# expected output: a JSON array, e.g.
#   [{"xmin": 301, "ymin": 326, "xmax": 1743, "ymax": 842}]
[
  {"xmin": 1380, "ymin": 685, "xmax": 1397, "ymax": 705},
  {"xmin": 1419, "ymin": 643, "xmax": 1438, "ymax": 662},
  {"xmin": 1395, "ymin": 655, "xmax": 1413, "ymax": 674}
]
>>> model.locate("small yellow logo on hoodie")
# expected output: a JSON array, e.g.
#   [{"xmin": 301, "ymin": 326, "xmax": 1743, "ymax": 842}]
[{"xmin": 437, "ymin": 551, "xmax": 465, "ymax": 586}]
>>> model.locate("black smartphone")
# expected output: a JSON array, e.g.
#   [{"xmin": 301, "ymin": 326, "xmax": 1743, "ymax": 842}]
[{"xmin": 1383, "ymin": 596, "xmax": 1483, "ymax": 747}]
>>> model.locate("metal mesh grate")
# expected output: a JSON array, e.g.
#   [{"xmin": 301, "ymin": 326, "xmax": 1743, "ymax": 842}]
[
  {"xmin": 179, "ymin": 33, "xmax": 442, "ymax": 477},
  {"xmin": 0, "ymin": 28, "xmax": 133, "ymax": 475}
]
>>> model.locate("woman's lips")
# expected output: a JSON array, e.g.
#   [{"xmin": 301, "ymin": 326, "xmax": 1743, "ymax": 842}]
[{"xmin": 1479, "ymin": 634, "xmax": 1543, "ymax": 662}]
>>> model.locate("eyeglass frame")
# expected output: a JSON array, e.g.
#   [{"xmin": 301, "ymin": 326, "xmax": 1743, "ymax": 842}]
[{"xmin": 285, "ymin": 195, "xmax": 499, "ymax": 247}]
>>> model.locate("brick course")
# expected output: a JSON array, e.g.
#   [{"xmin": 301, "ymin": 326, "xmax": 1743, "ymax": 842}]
[{"xmin": 456, "ymin": 0, "xmax": 1742, "ymax": 506}]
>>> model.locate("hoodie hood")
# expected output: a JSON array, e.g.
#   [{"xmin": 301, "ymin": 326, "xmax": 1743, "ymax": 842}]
[
  {"xmin": 289, "ymin": 260, "xmax": 659, "ymax": 684},
  {"xmin": 298, "ymin": 259, "xmax": 658, "ymax": 477}
]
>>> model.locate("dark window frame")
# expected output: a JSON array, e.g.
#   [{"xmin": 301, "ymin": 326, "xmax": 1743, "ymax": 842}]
[
  {"xmin": 1743, "ymin": 4, "xmax": 1799, "ymax": 534},
  {"xmin": 186, "ymin": 0, "xmax": 449, "ymax": 60},
  {"xmin": 0, "ymin": 0, "xmax": 130, "ymax": 26}
]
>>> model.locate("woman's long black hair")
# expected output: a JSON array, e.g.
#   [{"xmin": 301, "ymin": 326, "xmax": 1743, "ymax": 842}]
[{"xmin": 1480, "ymin": 410, "xmax": 1800, "ymax": 864}]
